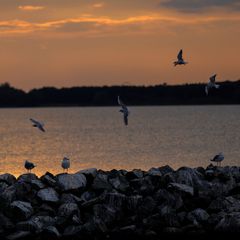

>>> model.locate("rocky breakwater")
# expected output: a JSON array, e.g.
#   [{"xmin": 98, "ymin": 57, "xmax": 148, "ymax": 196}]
[{"xmin": 1, "ymin": 165, "xmax": 240, "ymax": 239}]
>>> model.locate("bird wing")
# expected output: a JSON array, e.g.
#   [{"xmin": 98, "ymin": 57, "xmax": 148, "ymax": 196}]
[
  {"xmin": 30, "ymin": 118, "xmax": 39, "ymax": 125},
  {"xmin": 38, "ymin": 125, "xmax": 45, "ymax": 132},
  {"xmin": 177, "ymin": 49, "xmax": 183, "ymax": 61},
  {"xmin": 210, "ymin": 74, "xmax": 217, "ymax": 83},
  {"xmin": 118, "ymin": 96, "xmax": 126, "ymax": 107}
]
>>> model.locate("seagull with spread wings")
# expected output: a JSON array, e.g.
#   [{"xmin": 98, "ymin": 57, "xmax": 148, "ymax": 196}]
[
  {"xmin": 118, "ymin": 96, "xmax": 129, "ymax": 126},
  {"xmin": 205, "ymin": 74, "xmax": 220, "ymax": 95},
  {"xmin": 174, "ymin": 49, "xmax": 188, "ymax": 66},
  {"xmin": 30, "ymin": 118, "xmax": 45, "ymax": 132}
]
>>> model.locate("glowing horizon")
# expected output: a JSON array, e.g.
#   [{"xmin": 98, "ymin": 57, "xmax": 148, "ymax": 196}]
[{"xmin": 0, "ymin": 0, "xmax": 239, "ymax": 90}]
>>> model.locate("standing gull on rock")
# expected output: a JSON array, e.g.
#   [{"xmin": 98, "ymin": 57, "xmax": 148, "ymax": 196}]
[
  {"xmin": 24, "ymin": 160, "xmax": 36, "ymax": 173},
  {"xmin": 62, "ymin": 157, "xmax": 70, "ymax": 173},
  {"xmin": 210, "ymin": 152, "xmax": 224, "ymax": 166},
  {"xmin": 205, "ymin": 74, "xmax": 220, "ymax": 95},
  {"xmin": 174, "ymin": 49, "xmax": 188, "ymax": 66},
  {"xmin": 30, "ymin": 118, "xmax": 45, "ymax": 132},
  {"xmin": 118, "ymin": 96, "xmax": 129, "ymax": 126}
]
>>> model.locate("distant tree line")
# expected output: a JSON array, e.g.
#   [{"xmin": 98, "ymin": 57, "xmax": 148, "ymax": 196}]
[{"xmin": 0, "ymin": 81, "xmax": 239, "ymax": 107}]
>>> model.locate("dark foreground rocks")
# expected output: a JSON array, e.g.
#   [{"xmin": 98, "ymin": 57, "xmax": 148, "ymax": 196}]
[{"xmin": 1, "ymin": 165, "xmax": 240, "ymax": 239}]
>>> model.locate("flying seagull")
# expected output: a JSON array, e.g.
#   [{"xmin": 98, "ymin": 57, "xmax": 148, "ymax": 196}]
[
  {"xmin": 174, "ymin": 49, "xmax": 188, "ymax": 66},
  {"xmin": 25, "ymin": 160, "xmax": 36, "ymax": 173},
  {"xmin": 30, "ymin": 118, "xmax": 45, "ymax": 132},
  {"xmin": 205, "ymin": 74, "xmax": 220, "ymax": 95},
  {"xmin": 62, "ymin": 157, "xmax": 70, "ymax": 173},
  {"xmin": 210, "ymin": 152, "xmax": 224, "ymax": 167},
  {"xmin": 118, "ymin": 96, "xmax": 129, "ymax": 126}
]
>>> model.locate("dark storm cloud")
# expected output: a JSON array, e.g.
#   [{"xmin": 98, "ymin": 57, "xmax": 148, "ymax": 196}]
[{"xmin": 160, "ymin": 0, "xmax": 240, "ymax": 12}]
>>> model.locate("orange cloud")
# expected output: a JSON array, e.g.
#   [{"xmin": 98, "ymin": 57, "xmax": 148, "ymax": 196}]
[
  {"xmin": 93, "ymin": 3, "xmax": 105, "ymax": 8},
  {"xmin": 18, "ymin": 5, "xmax": 45, "ymax": 11},
  {"xmin": 0, "ymin": 14, "xmax": 239, "ymax": 36}
]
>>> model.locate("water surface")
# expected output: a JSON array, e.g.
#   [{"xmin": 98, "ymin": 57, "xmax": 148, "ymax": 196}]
[{"xmin": 0, "ymin": 106, "xmax": 239, "ymax": 176}]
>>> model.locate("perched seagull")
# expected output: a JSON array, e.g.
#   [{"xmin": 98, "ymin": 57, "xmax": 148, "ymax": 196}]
[
  {"xmin": 62, "ymin": 157, "xmax": 70, "ymax": 173},
  {"xmin": 24, "ymin": 160, "xmax": 36, "ymax": 173},
  {"xmin": 205, "ymin": 74, "xmax": 220, "ymax": 95},
  {"xmin": 174, "ymin": 49, "xmax": 188, "ymax": 66},
  {"xmin": 210, "ymin": 152, "xmax": 224, "ymax": 167},
  {"xmin": 118, "ymin": 96, "xmax": 129, "ymax": 126},
  {"xmin": 30, "ymin": 118, "xmax": 45, "ymax": 132}
]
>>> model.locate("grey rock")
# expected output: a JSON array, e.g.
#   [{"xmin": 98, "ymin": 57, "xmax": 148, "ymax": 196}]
[
  {"xmin": 41, "ymin": 226, "xmax": 61, "ymax": 239},
  {"xmin": 126, "ymin": 195, "xmax": 143, "ymax": 211},
  {"xmin": 92, "ymin": 172, "xmax": 112, "ymax": 191},
  {"xmin": 77, "ymin": 168, "xmax": 97, "ymax": 178},
  {"xmin": 104, "ymin": 192, "xmax": 126, "ymax": 209},
  {"xmin": 208, "ymin": 196, "xmax": 240, "ymax": 213},
  {"xmin": 154, "ymin": 189, "xmax": 183, "ymax": 209},
  {"xmin": 17, "ymin": 216, "xmax": 56, "ymax": 232},
  {"xmin": 57, "ymin": 173, "xmax": 87, "ymax": 192},
  {"xmin": 58, "ymin": 203, "xmax": 80, "ymax": 219},
  {"xmin": 17, "ymin": 174, "xmax": 38, "ymax": 183},
  {"xmin": 30, "ymin": 180, "xmax": 45, "ymax": 190},
  {"xmin": 139, "ymin": 196, "xmax": 156, "ymax": 216},
  {"xmin": 109, "ymin": 175, "xmax": 130, "ymax": 192},
  {"xmin": 6, "ymin": 231, "xmax": 32, "ymax": 240},
  {"xmin": 10, "ymin": 201, "xmax": 33, "ymax": 220},
  {"xmin": 215, "ymin": 212, "xmax": 240, "ymax": 232},
  {"xmin": 60, "ymin": 193, "xmax": 81, "ymax": 204},
  {"xmin": 0, "ymin": 173, "xmax": 16, "ymax": 185},
  {"xmin": 187, "ymin": 208, "xmax": 209, "ymax": 224},
  {"xmin": 126, "ymin": 169, "xmax": 144, "ymax": 180},
  {"xmin": 159, "ymin": 165, "xmax": 174, "ymax": 175},
  {"xmin": 147, "ymin": 167, "xmax": 162, "ymax": 177},
  {"xmin": 93, "ymin": 204, "xmax": 119, "ymax": 225},
  {"xmin": 37, "ymin": 188, "xmax": 59, "ymax": 203},
  {"xmin": 168, "ymin": 182, "xmax": 194, "ymax": 196},
  {"xmin": 40, "ymin": 172, "xmax": 56, "ymax": 187}
]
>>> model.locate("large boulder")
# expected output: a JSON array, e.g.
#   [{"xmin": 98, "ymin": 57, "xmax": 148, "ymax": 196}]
[
  {"xmin": 92, "ymin": 172, "xmax": 112, "ymax": 191},
  {"xmin": 163, "ymin": 167, "xmax": 204, "ymax": 187},
  {"xmin": 40, "ymin": 172, "xmax": 57, "ymax": 187},
  {"xmin": 77, "ymin": 168, "xmax": 97, "ymax": 179},
  {"xmin": 56, "ymin": 173, "xmax": 87, "ymax": 192},
  {"xmin": 10, "ymin": 201, "xmax": 33, "ymax": 220},
  {"xmin": 37, "ymin": 188, "xmax": 59, "ymax": 203},
  {"xmin": 58, "ymin": 203, "xmax": 80, "ymax": 219},
  {"xmin": 0, "ymin": 173, "xmax": 16, "ymax": 185}
]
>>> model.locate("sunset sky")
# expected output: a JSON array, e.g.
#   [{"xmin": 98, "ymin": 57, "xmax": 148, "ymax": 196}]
[{"xmin": 0, "ymin": 0, "xmax": 239, "ymax": 90}]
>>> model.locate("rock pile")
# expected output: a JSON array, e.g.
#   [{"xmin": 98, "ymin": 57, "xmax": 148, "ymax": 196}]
[{"xmin": 1, "ymin": 165, "xmax": 240, "ymax": 239}]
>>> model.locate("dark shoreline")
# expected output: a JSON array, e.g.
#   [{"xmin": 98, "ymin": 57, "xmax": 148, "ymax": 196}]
[
  {"xmin": 1, "ymin": 165, "xmax": 240, "ymax": 239},
  {"xmin": 0, "ymin": 80, "xmax": 240, "ymax": 107}
]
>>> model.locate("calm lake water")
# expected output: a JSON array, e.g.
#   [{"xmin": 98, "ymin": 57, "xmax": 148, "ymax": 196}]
[{"xmin": 0, "ymin": 106, "xmax": 239, "ymax": 176}]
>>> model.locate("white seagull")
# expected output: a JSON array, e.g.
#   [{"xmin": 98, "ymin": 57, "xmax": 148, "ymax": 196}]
[
  {"xmin": 174, "ymin": 49, "xmax": 188, "ymax": 66},
  {"xmin": 24, "ymin": 160, "xmax": 36, "ymax": 173},
  {"xmin": 210, "ymin": 152, "xmax": 224, "ymax": 167},
  {"xmin": 30, "ymin": 118, "xmax": 45, "ymax": 132},
  {"xmin": 62, "ymin": 157, "xmax": 70, "ymax": 173},
  {"xmin": 118, "ymin": 96, "xmax": 129, "ymax": 126},
  {"xmin": 205, "ymin": 74, "xmax": 220, "ymax": 95}
]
